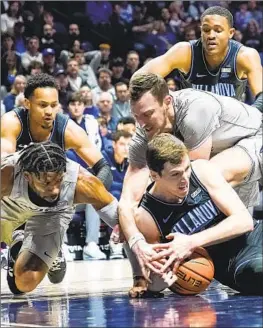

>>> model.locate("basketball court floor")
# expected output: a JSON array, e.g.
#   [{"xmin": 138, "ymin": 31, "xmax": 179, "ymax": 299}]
[{"xmin": 1, "ymin": 259, "xmax": 262, "ymax": 327}]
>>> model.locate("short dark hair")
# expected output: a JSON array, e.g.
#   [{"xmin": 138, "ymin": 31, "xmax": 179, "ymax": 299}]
[
  {"xmin": 115, "ymin": 81, "xmax": 128, "ymax": 90},
  {"xmin": 112, "ymin": 130, "xmax": 132, "ymax": 142},
  {"xmin": 28, "ymin": 60, "xmax": 43, "ymax": 72},
  {"xmin": 18, "ymin": 141, "xmax": 67, "ymax": 177},
  {"xmin": 97, "ymin": 68, "xmax": 112, "ymax": 78},
  {"xmin": 146, "ymin": 133, "xmax": 188, "ymax": 176},
  {"xmin": 24, "ymin": 73, "xmax": 58, "ymax": 99},
  {"xmin": 67, "ymin": 92, "xmax": 84, "ymax": 106},
  {"xmin": 117, "ymin": 116, "xmax": 136, "ymax": 126},
  {"xmin": 129, "ymin": 73, "xmax": 169, "ymax": 105},
  {"xmin": 201, "ymin": 6, "xmax": 233, "ymax": 27}
]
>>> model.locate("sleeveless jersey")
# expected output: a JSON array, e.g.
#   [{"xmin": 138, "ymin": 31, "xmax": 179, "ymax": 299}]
[
  {"xmin": 139, "ymin": 169, "xmax": 226, "ymax": 239},
  {"xmin": 14, "ymin": 108, "xmax": 69, "ymax": 151},
  {"xmin": 1, "ymin": 153, "xmax": 80, "ymax": 235},
  {"xmin": 177, "ymin": 39, "xmax": 247, "ymax": 100}
]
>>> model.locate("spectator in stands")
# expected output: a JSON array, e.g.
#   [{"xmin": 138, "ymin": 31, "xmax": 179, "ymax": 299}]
[
  {"xmin": 66, "ymin": 92, "xmax": 106, "ymax": 260},
  {"xmin": 13, "ymin": 21, "xmax": 26, "ymax": 55},
  {"xmin": 235, "ymin": 2, "xmax": 253, "ymax": 31},
  {"xmin": 3, "ymin": 75, "xmax": 26, "ymax": 112},
  {"xmin": 184, "ymin": 28, "xmax": 197, "ymax": 41},
  {"xmin": 1, "ymin": 1, "xmax": 23, "ymax": 36},
  {"xmin": 102, "ymin": 130, "xmax": 132, "ymax": 259},
  {"xmin": 85, "ymin": 1, "xmax": 113, "ymax": 26},
  {"xmin": 43, "ymin": 10, "xmax": 67, "ymax": 35},
  {"xmin": 66, "ymin": 59, "xmax": 87, "ymax": 92},
  {"xmin": 67, "ymin": 23, "xmax": 81, "ymax": 45},
  {"xmin": 166, "ymin": 77, "xmax": 179, "ymax": 91},
  {"xmin": 248, "ymin": 0, "xmax": 263, "ymax": 31},
  {"xmin": 40, "ymin": 23, "xmax": 61, "ymax": 56},
  {"xmin": 234, "ymin": 30, "xmax": 243, "ymax": 43},
  {"xmin": 26, "ymin": 61, "xmax": 43, "ymax": 78},
  {"xmin": 74, "ymin": 50, "xmax": 99, "ymax": 90},
  {"xmin": 1, "ymin": 51, "xmax": 22, "ymax": 92},
  {"xmin": 116, "ymin": 116, "xmax": 136, "ymax": 136},
  {"xmin": 98, "ymin": 44, "xmax": 111, "ymax": 70},
  {"xmin": 112, "ymin": 82, "xmax": 131, "ymax": 120},
  {"xmin": 92, "ymin": 68, "xmax": 116, "ymax": 105},
  {"xmin": 242, "ymin": 19, "xmax": 263, "ymax": 53},
  {"xmin": 97, "ymin": 116, "xmax": 113, "ymax": 151},
  {"xmin": 119, "ymin": 1, "xmax": 133, "ymax": 24},
  {"xmin": 79, "ymin": 86, "xmax": 100, "ymax": 118},
  {"xmin": 1, "ymin": 33, "xmax": 15, "ymax": 57},
  {"xmin": 110, "ymin": 57, "xmax": 129, "ymax": 85},
  {"xmin": 21, "ymin": 36, "xmax": 43, "ymax": 71},
  {"xmin": 97, "ymin": 92, "xmax": 118, "ymax": 135},
  {"xmin": 42, "ymin": 48, "xmax": 62, "ymax": 76},
  {"xmin": 123, "ymin": 51, "xmax": 140, "ymax": 80},
  {"xmin": 55, "ymin": 69, "xmax": 72, "ymax": 112}
]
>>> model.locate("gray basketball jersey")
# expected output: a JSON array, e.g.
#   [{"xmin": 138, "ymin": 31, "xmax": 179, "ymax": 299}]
[
  {"xmin": 1, "ymin": 154, "xmax": 80, "ymax": 235},
  {"xmin": 129, "ymin": 88, "xmax": 262, "ymax": 167}
]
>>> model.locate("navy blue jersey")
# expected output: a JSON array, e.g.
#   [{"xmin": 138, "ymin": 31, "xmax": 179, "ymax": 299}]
[
  {"xmin": 14, "ymin": 108, "xmax": 69, "ymax": 151},
  {"xmin": 178, "ymin": 39, "xmax": 247, "ymax": 100},
  {"xmin": 139, "ymin": 169, "xmax": 226, "ymax": 239}
]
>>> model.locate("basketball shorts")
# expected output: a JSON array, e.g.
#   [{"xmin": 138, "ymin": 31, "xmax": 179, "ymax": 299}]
[{"xmin": 234, "ymin": 128, "xmax": 263, "ymax": 207}]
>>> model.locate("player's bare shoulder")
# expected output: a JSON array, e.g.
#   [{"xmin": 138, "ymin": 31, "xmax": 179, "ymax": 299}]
[
  {"xmin": 167, "ymin": 41, "xmax": 192, "ymax": 74},
  {"xmin": 1, "ymin": 110, "xmax": 22, "ymax": 137},
  {"xmin": 236, "ymin": 45, "xmax": 261, "ymax": 77}
]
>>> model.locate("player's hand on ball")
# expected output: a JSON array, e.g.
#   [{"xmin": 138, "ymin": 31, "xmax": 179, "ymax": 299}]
[
  {"xmin": 132, "ymin": 239, "xmax": 160, "ymax": 282},
  {"xmin": 150, "ymin": 233, "xmax": 195, "ymax": 274}
]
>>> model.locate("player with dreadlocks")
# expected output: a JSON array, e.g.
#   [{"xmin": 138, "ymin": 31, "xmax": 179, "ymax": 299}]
[
  {"xmin": 1, "ymin": 141, "xmax": 118, "ymax": 295},
  {"xmin": 1, "ymin": 73, "xmax": 113, "ymax": 286}
]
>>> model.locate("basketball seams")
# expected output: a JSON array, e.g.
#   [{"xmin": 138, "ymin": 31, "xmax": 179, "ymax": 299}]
[{"xmin": 179, "ymin": 264, "xmax": 212, "ymax": 283}]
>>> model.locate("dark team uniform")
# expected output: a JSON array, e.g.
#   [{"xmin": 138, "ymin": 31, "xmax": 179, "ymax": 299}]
[
  {"xmin": 177, "ymin": 39, "xmax": 247, "ymax": 100},
  {"xmin": 14, "ymin": 108, "xmax": 69, "ymax": 151},
  {"xmin": 139, "ymin": 169, "xmax": 263, "ymax": 295}
]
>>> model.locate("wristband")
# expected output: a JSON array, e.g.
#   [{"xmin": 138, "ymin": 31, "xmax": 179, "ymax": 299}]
[{"xmin": 128, "ymin": 233, "xmax": 146, "ymax": 249}]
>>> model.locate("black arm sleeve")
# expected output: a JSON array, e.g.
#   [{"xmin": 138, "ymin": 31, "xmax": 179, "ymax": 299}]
[
  {"xmin": 252, "ymin": 91, "xmax": 263, "ymax": 113},
  {"xmin": 92, "ymin": 158, "xmax": 113, "ymax": 191}
]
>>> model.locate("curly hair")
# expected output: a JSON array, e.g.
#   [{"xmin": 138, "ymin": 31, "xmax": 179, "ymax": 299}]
[{"xmin": 24, "ymin": 73, "xmax": 58, "ymax": 99}]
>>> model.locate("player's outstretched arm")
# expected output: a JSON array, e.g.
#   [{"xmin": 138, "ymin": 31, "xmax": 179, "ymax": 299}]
[
  {"xmin": 238, "ymin": 46, "xmax": 263, "ymax": 101},
  {"xmin": 134, "ymin": 42, "xmax": 191, "ymax": 78},
  {"xmin": 190, "ymin": 159, "xmax": 254, "ymax": 248},
  {"xmin": 74, "ymin": 167, "xmax": 117, "ymax": 228},
  {"xmin": 65, "ymin": 119, "xmax": 112, "ymax": 190},
  {"xmin": 1, "ymin": 112, "xmax": 21, "ymax": 156},
  {"xmin": 1, "ymin": 160, "xmax": 14, "ymax": 198}
]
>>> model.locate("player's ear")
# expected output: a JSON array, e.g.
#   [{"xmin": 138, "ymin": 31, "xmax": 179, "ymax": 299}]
[
  {"xmin": 163, "ymin": 95, "xmax": 172, "ymax": 107},
  {"xmin": 229, "ymin": 27, "xmax": 235, "ymax": 39},
  {"xmin": 150, "ymin": 170, "xmax": 159, "ymax": 182},
  {"xmin": 24, "ymin": 97, "xmax": 31, "ymax": 111},
  {"xmin": 23, "ymin": 171, "xmax": 31, "ymax": 182}
]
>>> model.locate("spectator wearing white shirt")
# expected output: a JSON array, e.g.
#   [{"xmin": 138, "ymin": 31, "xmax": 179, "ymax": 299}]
[
  {"xmin": 21, "ymin": 36, "xmax": 43, "ymax": 71},
  {"xmin": 1, "ymin": 1, "xmax": 23, "ymax": 36},
  {"xmin": 92, "ymin": 68, "xmax": 116, "ymax": 105}
]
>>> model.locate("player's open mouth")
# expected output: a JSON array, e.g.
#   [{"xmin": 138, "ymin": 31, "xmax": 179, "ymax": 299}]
[
  {"xmin": 179, "ymin": 184, "xmax": 188, "ymax": 191},
  {"xmin": 207, "ymin": 42, "xmax": 217, "ymax": 49}
]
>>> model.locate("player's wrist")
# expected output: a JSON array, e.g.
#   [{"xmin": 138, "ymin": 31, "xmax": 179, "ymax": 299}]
[{"xmin": 128, "ymin": 232, "xmax": 146, "ymax": 250}]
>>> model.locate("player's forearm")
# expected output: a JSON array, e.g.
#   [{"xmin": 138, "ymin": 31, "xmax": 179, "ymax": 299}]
[
  {"xmin": 118, "ymin": 198, "xmax": 141, "ymax": 241},
  {"xmin": 190, "ymin": 210, "xmax": 253, "ymax": 248}
]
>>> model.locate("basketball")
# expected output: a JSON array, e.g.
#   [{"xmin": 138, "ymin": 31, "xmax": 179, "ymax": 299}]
[{"xmin": 169, "ymin": 247, "xmax": 214, "ymax": 295}]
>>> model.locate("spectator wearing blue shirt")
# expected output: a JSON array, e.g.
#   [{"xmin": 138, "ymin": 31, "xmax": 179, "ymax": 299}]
[
  {"xmin": 112, "ymin": 82, "xmax": 131, "ymax": 121},
  {"xmin": 102, "ymin": 130, "xmax": 132, "ymax": 259},
  {"xmin": 3, "ymin": 74, "xmax": 26, "ymax": 112},
  {"xmin": 97, "ymin": 91, "xmax": 118, "ymax": 136},
  {"xmin": 79, "ymin": 86, "xmax": 100, "ymax": 118}
]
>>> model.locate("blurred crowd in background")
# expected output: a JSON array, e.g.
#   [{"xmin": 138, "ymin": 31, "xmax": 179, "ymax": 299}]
[{"xmin": 1, "ymin": 0, "xmax": 263, "ymax": 261}]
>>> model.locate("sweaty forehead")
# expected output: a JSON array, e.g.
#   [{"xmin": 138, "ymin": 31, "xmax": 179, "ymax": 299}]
[
  {"xmin": 32, "ymin": 87, "xmax": 59, "ymax": 102},
  {"xmin": 202, "ymin": 15, "xmax": 229, "ymax": 27}
]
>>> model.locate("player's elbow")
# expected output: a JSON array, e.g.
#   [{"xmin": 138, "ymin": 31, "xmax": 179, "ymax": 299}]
[{"xmin": 241, "ymin": 210, "xmax": 254, "ymax": 232}]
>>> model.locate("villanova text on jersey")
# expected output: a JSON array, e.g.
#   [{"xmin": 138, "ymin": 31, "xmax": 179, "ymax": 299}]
[{"xmin": 178, "ymin": 39, "xmax": 247, "ymax": 100}]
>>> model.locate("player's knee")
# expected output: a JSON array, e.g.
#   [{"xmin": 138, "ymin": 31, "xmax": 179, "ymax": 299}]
[{"xmin": 14, "ymin": 252, "xmax": 48, "ymax": 292}]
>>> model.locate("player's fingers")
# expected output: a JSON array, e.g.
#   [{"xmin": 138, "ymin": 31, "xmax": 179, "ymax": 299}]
[
  {"xmin": 151, "ymin": 249, "xmax": 172, "ymax": 261},
  {"xmin": 145, "ymin": 262, "xmax": 162, "ymax": 275},
  {"xmin": 152, "ymin": 243, "xmax": 170, "ymax": 251},
  {"xmin": 160, "ymin": 255, "xmax": 176, "ymax": 273},
  {"xmin": 172, "ymin": 260, "xmax": 181, "ymax": 274},
  {"xmin": 141, "ymin": 266, "xmax": 152, "ymax": 283}
]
